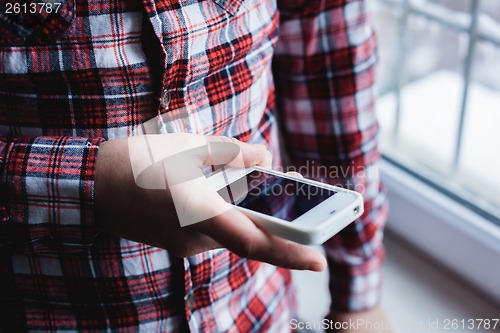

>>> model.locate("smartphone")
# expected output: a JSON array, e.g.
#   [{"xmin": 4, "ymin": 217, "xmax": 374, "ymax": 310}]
[{"xmin": 208, "ymin": 166, "xmax": 364, "ymax": 245}]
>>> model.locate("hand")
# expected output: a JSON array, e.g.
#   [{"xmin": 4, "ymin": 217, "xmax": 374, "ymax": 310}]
[
  {"xmin": 324, "ymin": 305, "xmax": 393, "ymax": 332},
  {"xmin": 94, "ymin": 134, "xmax": 326, "ymax": 271}
]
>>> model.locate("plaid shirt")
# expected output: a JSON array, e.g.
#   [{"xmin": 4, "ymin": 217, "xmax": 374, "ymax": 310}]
[{"xmin": 0, "ymin": 0, "xmax": 387, "ymax": 331}]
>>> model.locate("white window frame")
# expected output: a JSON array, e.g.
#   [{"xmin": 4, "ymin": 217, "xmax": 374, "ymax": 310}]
[{"xmin": 381, "ymin": 159, "xmax": 500, "ymax": 305}]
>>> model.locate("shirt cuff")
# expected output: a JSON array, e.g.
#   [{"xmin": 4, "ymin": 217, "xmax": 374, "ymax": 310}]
[{"xmin": 1, "ymin": 136, "xmax": 105, "ymax": 253}]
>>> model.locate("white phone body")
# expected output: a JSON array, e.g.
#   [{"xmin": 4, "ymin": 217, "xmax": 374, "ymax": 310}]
[{"xmin": 207, "ymin": 166, "xmax": 364, "ymax": 245}]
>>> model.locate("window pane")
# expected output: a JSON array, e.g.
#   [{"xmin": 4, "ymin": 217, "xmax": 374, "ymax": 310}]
[
  {"xmin": 373, "ymin": 5, "xmax": 466, "ymax": 175},
  {"xmin": 456, "ymin": 41, "xmax": 500, "ymax": 212},
  {"xmin": 480, "ymin": 0, "xmax": 500, "ymax": 21},
  {"xmin": 370, "ymin": 0, "xmax": 500, "ymax": 220}
]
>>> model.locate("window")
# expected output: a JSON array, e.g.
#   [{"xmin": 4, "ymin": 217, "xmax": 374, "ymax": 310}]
[
  {"xmin": 370, "ymin": 0, "xmax": 500, "ymax": 224},
  {"xmin": 369, "ymin": 0, "xmax": 500, "ymax": 305}
]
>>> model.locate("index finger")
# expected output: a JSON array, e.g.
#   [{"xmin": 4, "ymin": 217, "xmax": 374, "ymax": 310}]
[{"xmin": 196, "ymin": 208, "xmax": 326, "ymax": 271}]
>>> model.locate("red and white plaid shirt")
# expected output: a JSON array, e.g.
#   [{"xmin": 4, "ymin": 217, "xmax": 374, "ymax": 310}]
[{"xmin": 0, "ymin": 0, "xmax": 387, "ymax": 331}]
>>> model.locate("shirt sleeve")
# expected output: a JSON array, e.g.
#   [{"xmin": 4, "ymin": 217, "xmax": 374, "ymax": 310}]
[
  {"xmin": 273, "ymin": 0, "xmax": 388, "ymax": 312},
  {"xmin": 0, "ymin": 136, "xmax": 105, "ymax": 254}
]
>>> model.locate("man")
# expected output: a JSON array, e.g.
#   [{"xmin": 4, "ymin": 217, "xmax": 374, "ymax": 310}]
[{"xmin": 0, "ymin": 0, "xmax": 389, "ymax": 331}]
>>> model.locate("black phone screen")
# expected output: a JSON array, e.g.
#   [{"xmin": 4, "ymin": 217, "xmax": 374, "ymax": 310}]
[{"xmin": 217, "ymin": 170, "xmax": 336, "ymax": 222}]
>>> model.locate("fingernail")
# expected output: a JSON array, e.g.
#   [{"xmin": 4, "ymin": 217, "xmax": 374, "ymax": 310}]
[
  {"xmin": 309, "ymin": 256, "xmax": 327, "ymax": 271},
  {"xmin": 308, "ymin": 262, "xmax": 324, "ymax": 272}
]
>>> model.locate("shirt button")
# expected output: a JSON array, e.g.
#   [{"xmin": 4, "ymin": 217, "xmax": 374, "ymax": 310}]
[
  {"xmin": 185, "ymin": 294, "xmax": 195, "ymax": 309},
  {"xmin": 160, "ymin": 89, "xmax": 170, "ymax": 110}
]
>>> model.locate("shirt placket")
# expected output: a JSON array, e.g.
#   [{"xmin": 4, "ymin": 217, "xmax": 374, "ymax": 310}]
[{"xmin": 140, "ymin": 1, "xmax": 211, "ymax": 331}]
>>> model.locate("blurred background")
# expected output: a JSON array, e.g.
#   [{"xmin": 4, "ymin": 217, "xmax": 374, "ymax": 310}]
[
  {"xmin": 374, "ymin": 0, "xmax": 500, "ymax": 212},
  {"xmin": 294, "ymin": 0, "xmax": 500, "ymax": 331}
]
